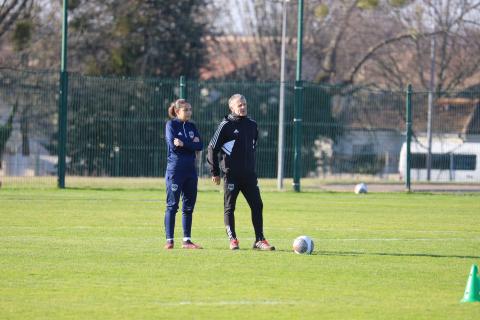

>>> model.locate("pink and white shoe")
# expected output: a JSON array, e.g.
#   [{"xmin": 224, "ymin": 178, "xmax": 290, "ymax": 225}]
[
  {"xmin": 182, "ymin": 240, "xmax": 202, "ymax": 249},
  {"xmin": 164, "ymin": 241, "xmax": 174, "ymax": 250},
  {"xmin": 230, "ymin": 239, "xmax": 240, "ymax": 250}
]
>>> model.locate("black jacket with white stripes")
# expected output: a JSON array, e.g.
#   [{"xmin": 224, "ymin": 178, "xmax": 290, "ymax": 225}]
[{"xmin": 207, "ymin": 114, "xmax": 258, "ymax": 177}]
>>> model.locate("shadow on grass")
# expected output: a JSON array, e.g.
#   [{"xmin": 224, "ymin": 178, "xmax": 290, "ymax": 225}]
[
  {"xmin": 66, "ymin": 187, "xmax": 162, "ymax": 191},
  {"xmin": 316, "ymin": 250, "xmax": 480, "ymax": 259}
]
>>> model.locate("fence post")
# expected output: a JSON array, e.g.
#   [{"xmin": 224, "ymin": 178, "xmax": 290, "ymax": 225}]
[
  {"xmin": 293, "ymin": 0, "xmax": 304, "ymax": 192},
  {"xmin": 405, "ymin": 84, "xmax": 412, "ymax": 192},
  {"xmin": 276, "ymin": 0, "xmax": 289, "ymax": 191},
  {"xmin": 114, "ymin": 146, "xmax": 120, "ymax": 177},
  {"xmin": 57, "ymin": 0, "xmax": 69, "ymax": 189},
  {"xmin": 179, "ymin": 76, "xmax": 186, "ymax": 99},
  {"xmin": 293, "ymin": 80, "xmax": 303, "ymax": 192}
]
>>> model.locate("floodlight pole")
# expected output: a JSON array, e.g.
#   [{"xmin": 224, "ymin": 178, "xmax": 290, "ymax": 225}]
[
  {"xmin": 57, "ymin": 0, "xmax": 69, "ymax": 188},
  {"xmin": 426, "ymin": 22, "xmax": 436, "ymax": 181},
  {"xmin": 293, "ymin": 0, "xmax": 304, "ymax": 192},
  {"xmin": 405, "ymin": 84, "xmax": 412, "ymax": 192},
  {"xmin": 277, "ymin": 0, "xmax": 289, "ymax": 190}
]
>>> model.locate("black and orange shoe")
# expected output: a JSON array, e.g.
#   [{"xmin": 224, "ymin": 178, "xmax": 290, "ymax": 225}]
[{"xmin": 253, "ymin": 239, "xmax": 275, "ymax": 251}]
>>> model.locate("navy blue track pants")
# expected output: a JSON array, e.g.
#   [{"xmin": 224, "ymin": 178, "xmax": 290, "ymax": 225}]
[{"xmin": 164, "ymin": 172, "xmax": 198, "ymax": 240}]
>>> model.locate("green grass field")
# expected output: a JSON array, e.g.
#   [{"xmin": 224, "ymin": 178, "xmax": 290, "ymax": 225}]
[{"xmin": 1, "ymin": 187, "xmax": 479, "ymax": 319}]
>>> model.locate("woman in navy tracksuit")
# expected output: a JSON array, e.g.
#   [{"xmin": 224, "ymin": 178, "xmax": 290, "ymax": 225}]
[{"xmin": 164, "ymin": 99, "xmax": 203, "ymax": 249}]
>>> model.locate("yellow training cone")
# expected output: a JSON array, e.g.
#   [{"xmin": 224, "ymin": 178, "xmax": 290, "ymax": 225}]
[{"xmin": 461, "ymin": 264, "xmax": 480, "ymax": 303}]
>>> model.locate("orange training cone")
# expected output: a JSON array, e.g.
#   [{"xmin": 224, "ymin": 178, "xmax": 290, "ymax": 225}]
[{"xmin": 461, "ymin": 264, "xmax": 480, "ymax": 303}]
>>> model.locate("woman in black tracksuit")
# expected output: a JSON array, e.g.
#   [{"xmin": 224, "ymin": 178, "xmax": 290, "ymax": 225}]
[{"xmin": 207, "ymin": 94, "xmax": 275, "ymax": 251}]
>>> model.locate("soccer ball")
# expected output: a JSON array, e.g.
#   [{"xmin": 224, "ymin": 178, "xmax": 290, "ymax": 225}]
[
  {"xmin": 354, "ymin": 183, "xmax": 368, "ymax": 194},
  {"xmin": 293, "ymin": 236, "xmax": 314, "ymax": 255}
]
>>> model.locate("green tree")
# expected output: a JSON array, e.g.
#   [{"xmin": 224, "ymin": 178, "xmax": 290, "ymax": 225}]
[
  {"xmin": 67, "ymin": 0, "xmax": 208, "ymax": 77},
  {"xmin": 47, "ymin": 0, "xmax": 211, "ymax": 176}
]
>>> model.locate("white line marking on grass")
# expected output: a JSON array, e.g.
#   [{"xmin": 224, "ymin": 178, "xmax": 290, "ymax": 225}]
[
  {"xmin": 0, "ymin": 197, "xmax": 162, "ymax": 202},
  {"xmin": 186, "ymin": 237, "xmax": 480, "ymax": 242},
  {"xmin": 156, "ymin": 300, "xmax": 294, "ymax": 306},
  {"xmin": 1, "ymin": 229, "xmax": 477, "ymax": 243},
  {"xmin": 321, "ymin": 238, "xmax": 480, "ymax": 241},
  {"xmin": 265, "ymin": 227, "xmax": 476, "ymax": 234}
]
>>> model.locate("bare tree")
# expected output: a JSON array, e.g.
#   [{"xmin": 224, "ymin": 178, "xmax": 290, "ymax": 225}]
[
  {"xmin": 208, "ymin": 0, "xmax": 480, "ymax": 92},
  {"xmin": 204, "ymin": 0, "xmax": 288, "ymax": 80},
  {"xmin": 206, "ymin": 0, "xmax": 414, "ymax": 83},
  {"xmin": 0, "ymin": 0, "xmax": 33, "ymax": 38},
  {"xmin": 350, "ymin": 0, "xmax": 480, "ymax": 91}
]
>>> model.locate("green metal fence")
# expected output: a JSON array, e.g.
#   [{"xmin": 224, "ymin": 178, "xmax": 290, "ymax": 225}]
[
  {"xmin": 1, "ymin": 68, "xmax": 479, "ymax": 189},
  {"xmin": 0, "ymin": 68, "xmax": 58, "ymax": 187}
]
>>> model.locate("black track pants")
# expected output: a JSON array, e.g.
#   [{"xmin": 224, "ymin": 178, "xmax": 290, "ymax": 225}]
[{"xmin": 223, "ymin": 174, "xmax": 264, "ymax": 242}]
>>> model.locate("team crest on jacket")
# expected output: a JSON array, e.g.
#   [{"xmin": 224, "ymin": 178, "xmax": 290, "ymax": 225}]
[
  {"xmin": 171, "ymin": 184, "xmax": 178, "ymax": 192},
  {"xmin": 189, "ymin": 131, "xmax": 194, "ymax": 139},
  {"xmin": 227, "ymin": 183, "xmax": 235, "ymax": 191}
]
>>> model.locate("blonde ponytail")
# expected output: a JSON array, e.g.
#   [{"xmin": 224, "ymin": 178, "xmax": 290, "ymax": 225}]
[{"xmin": 167, "ymin": 99, "xmax": 189, "ymax": 119}]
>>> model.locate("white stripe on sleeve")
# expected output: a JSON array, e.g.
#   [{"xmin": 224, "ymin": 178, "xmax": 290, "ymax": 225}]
[{"xmin": 209, "ymin": 120, "xmax": 228, "ymax": 148}]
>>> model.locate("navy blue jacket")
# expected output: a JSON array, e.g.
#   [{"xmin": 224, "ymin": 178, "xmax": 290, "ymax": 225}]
[{"xmin": 165, "ymin": 118, "xmax": 203, "ymax": 175}]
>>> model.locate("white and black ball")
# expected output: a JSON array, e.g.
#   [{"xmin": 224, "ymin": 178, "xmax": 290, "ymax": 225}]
[
  {"xmin": 293, "ymin": 235, "xmax": 314, "ymax": 255},
  {"xmin": 354, "ymin": 183, "xmax": 368, "ymax": 194}
]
